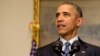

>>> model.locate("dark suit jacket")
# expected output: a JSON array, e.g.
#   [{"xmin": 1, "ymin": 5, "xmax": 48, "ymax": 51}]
[{"xmin": 36, "ymin": 38, "xmax": 100, "ymax": 56}]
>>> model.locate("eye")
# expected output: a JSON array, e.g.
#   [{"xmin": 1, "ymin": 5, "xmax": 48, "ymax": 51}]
[
  {"xmin": 63, "ymin": 12, "xmax": 70, "ymax": 17},
  {"xmin": 56, "ymin": 13, "xmax": 60, "ymax": 18}
]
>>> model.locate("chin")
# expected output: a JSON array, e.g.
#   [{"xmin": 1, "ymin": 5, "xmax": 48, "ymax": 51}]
[{"xmin": 58, "ymin": 31, "xmax": 67, "ymax": 35}]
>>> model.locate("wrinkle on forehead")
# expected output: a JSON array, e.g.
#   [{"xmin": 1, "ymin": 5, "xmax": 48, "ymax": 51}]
[{"xmin": 57, "ymin": 4, "xmax": 78, "ymax": 18}]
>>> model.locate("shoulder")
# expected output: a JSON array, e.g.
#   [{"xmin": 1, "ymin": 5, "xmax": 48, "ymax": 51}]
[
  {"xmin": 85, "ymin": 42, "xmax": 100, "ymax": 51},
  {"xmin": 79, "ymin": 38, "xmax": 100, "ymax": 50},
  {"xmin": 37, "ymin": 42, "xmax": 53, "ymax": 51},
  {"xmin": 35, "ymin": 42, "xmax": 55, "ymax": 56},
  {"xmin": 82, "ymin": 41, "xmax": 100, "ymax": 56},
  {"xmin": 35, "ymin": 41, "xmax": 58, "ymax": 56},
  {"xmin": 78, "ymin": 38, "xmax": 100, "ymax": 55},
  {"xmin": 37, "ymin": 39, "xmax": 61, "ymax": 52},
  {"xmin": 78, "ymin": 39, "xmax": 100, "ymax": 56}
]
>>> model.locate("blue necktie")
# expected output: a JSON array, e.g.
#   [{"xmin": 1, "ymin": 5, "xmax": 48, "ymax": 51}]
[{"xmin": 63, "ymin": 42, "xmax": 70, "ymax": 56}]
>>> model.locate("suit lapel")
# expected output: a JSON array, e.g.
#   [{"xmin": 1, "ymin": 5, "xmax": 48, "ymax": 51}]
[
  {"xmin": 52, "ymin": 38, "xmax": 88, "ymax": 56},
  {"xmin": 75, "ymin": 38, "xmax": 87, "ymax": 56},
  {"xmin": 75, "ymin": 48, "xmax": 87, "ymax": 56}
]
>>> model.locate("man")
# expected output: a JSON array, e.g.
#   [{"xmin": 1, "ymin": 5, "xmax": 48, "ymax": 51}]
[{"xmin": 35, "ymin": 2, "xmax": 100, "ymax": 56}]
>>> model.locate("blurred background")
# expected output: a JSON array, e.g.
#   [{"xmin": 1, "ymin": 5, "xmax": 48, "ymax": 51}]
[
  {"xmin": 0, "ymin": 0, "xmax": 33, "ymax": 56},
  {"xmin": 0, "ymin": 0, "xmax": 100, "ymax": 56}
]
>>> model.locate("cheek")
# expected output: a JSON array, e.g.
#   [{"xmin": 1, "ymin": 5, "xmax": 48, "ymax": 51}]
[
  {"xmin": 66, "ymin": 20, "xmax": 77, "ymax": 28},
  {"xmin": 65, "ymin": 19, "xmax": 75, "ymax": 25}
]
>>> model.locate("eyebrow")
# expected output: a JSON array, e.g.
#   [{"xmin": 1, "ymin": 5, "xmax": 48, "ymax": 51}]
[{"xmin": 63, "ymin": 12, "xmax": 70, "ymax": 15}]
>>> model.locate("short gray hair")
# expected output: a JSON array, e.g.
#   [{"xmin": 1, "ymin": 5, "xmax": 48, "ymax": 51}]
[{"xmin": 59, "ymin": 2, "xmax": 83, "ymax": 17}]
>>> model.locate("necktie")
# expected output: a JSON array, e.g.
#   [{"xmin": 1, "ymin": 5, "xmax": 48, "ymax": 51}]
[{"xmin": 63, "ymin": 42, "xmax": 70, "ymax": 56}]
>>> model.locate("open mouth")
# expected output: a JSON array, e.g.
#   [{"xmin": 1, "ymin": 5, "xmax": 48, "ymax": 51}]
[{"xmin": 57, "ymin": 24, "xmax": 66, "ymax": 28}]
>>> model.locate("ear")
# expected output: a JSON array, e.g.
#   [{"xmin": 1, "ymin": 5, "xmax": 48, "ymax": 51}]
[{"xmin": 77, "ymin": 17, "xmax": 84, "ymax": 27}]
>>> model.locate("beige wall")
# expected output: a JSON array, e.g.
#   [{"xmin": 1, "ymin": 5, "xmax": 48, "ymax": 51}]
[{"xmin": 0, "ymin": 0, "xmax": 33, "ymax": 56}]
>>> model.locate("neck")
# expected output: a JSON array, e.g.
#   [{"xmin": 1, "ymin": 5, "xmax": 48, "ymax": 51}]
[{"xmin": 61, "ymin": 30, "xmax": 77, "ymax": 41}]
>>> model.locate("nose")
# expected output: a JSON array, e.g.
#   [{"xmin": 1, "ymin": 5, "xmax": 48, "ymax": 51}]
[{"xmin": 56, "ymin": 14, "xmax": 64, "ymax": 22}]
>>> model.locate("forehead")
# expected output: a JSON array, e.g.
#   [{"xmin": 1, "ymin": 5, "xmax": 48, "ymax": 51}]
[{"xmin": 57, "ymin": 4, "xmax": 76, "ymax": 13}]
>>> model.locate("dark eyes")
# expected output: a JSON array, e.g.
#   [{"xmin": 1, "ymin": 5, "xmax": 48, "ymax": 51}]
[
  {"xmin": 63, "ymin": 12, "xmax": 69, "ymax": 16},
  {"xmin": 56, "ymin": 12, "xmax": 70, "ymax": 18},
  {"xmin": 56, "ymin": 13, "xmax": 60, "ymax": 17}
]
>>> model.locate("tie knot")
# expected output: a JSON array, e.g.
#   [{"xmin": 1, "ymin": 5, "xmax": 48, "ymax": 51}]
[
  {"xmin": 63, "ymin": 42, "xmax": 70, "ymax": 56},
  {"xmin": 65, "ymin": 42, "xmax": 70, "ymax": 47}
]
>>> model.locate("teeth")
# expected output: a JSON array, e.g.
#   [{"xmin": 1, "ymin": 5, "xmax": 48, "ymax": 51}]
[{"xmin": 57, "ymin": 24, "xmax": 65, "ymax": 28}]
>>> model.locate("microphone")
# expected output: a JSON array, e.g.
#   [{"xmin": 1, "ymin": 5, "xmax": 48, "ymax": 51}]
[
  {"xmin": 52, "ymin": 40, "xmax": 63, "ymax": 56},
  {"xmin": 69, "ymin": 41, "xmax": 80, "ymax": 56}
]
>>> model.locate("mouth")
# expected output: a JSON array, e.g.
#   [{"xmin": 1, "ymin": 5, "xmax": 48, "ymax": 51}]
[{"xmin": 57, "ymin": 24, "xmax": 66, "ymax": 28}]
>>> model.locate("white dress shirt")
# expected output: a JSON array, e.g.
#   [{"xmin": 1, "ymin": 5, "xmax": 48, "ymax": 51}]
[{"xmin": 60, "ymin": 35, "xmax": 78, "ymax": 56}]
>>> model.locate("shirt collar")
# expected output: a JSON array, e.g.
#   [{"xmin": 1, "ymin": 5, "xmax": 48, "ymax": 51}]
[{"xmin": 60, "ymin": 35, "xmax": 78, "ymax": 45}]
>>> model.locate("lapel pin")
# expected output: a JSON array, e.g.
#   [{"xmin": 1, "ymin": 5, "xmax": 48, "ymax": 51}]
[{"xmin": 82, "ymin": 51, "xmax": 85, "ymax": 53}]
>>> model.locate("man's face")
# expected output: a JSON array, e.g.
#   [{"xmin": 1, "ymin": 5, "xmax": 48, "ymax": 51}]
[{"xmin": 56, "ymin": 4, "xmax": 83, "ymax": 36}]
